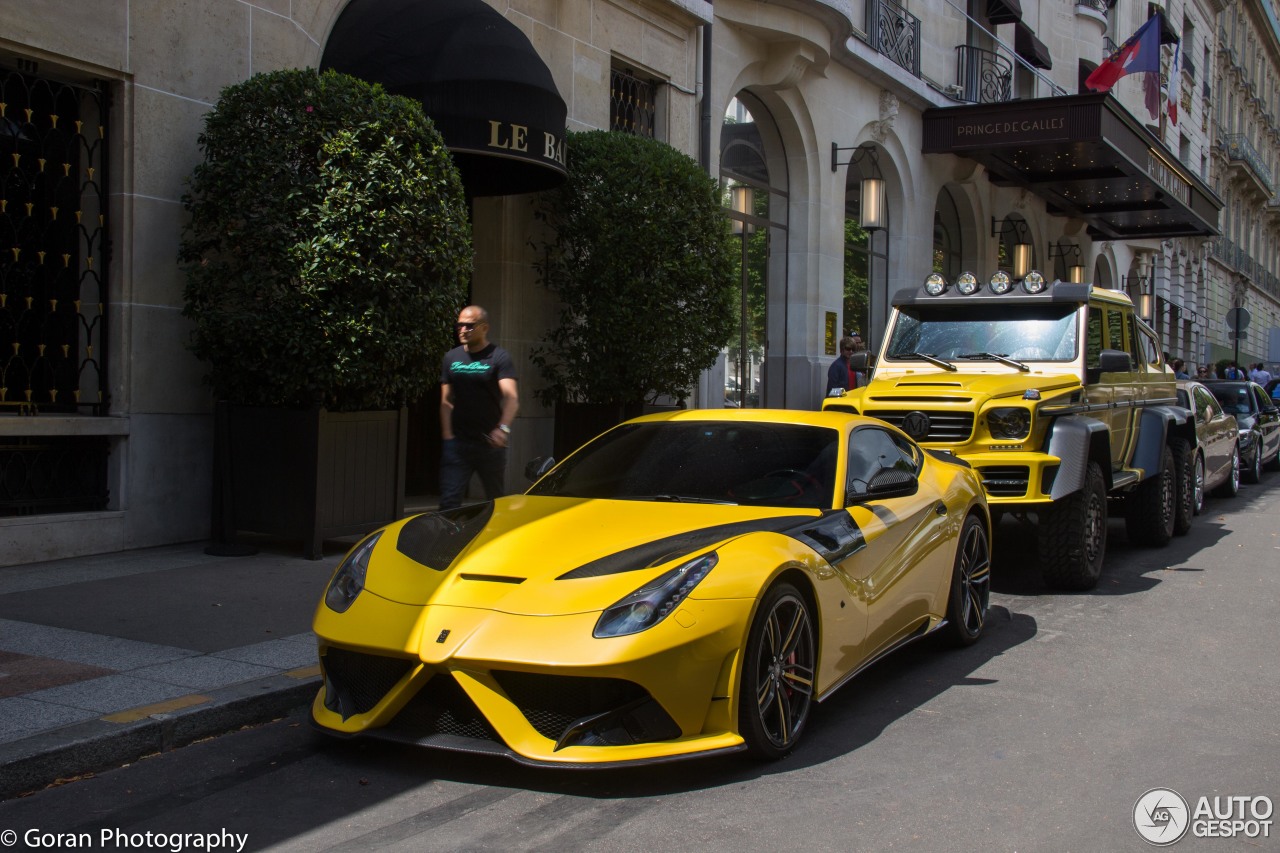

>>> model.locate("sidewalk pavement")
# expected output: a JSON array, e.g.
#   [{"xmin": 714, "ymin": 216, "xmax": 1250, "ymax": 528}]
[{"xmin": 0, "ymin": 531, "xmax": 374, "ymax": 800}]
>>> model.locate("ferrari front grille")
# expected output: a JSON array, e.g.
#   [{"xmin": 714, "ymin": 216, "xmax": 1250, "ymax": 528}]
[
  {"xmin": 870, "ymin": 409, "xmax": 975, "ymax": 442},
  {"xmin": 492, "ymin": 670, "xmax": 680, "ymax": 748},
  {"xmin": 386, "ymin": 673, "xmax": 499, "ymax": 742},
  {"xmin": 493, "ymin": 671, "xmax": 646, "ymax": 738},
  {"xmin": 977, "ymin": 465, "xmax": 1030, "ymax": 497},
  {"xmin": 321, "ymin": 647, "xmax": 414, "ymax": 719}
]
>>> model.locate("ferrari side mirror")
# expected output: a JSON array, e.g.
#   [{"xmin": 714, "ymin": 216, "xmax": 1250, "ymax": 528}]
[{"xmin": 525, "ymin": 456, "xmax": 556, "ymax": 482}]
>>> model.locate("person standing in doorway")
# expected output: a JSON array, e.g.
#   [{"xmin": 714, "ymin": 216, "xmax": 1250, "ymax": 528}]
[
  {"xmin": 439, "ymin": 305, "xmax": 519, "ymax": 510},
  {"xmin": 825, "ymin": 336, "xmax": 857, "ymax": 401}
]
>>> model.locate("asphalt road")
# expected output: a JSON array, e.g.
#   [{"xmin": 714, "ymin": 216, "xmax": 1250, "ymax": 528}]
[{"xmin": 1, "ymin": 474, "xmax": 1277, "ymax": 853}]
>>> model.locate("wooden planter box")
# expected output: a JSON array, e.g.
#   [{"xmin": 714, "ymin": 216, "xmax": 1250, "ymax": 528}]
[{"xmin": 213, "ymin": 404, "xmax": 407, "ymax": 559}]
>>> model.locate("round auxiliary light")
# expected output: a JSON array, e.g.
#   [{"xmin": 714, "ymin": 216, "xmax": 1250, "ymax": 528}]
[
  {"xmin": 955, "ymin": 271, "xmax": 981, "ymax": 295},
  {"xmin": 924, "ymin": 273, "xmax": 948, "ymax": 296},
  {"xmin": 1021, "ymin": 270, "xmax": 1047, "ymax": 294},
  {"xmin": 989, "ymin": 270, "xmax": 1013, "ymax": 294}
]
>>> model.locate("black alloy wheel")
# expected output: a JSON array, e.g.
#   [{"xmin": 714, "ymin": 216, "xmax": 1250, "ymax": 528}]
[
  {"xmin": 946, "ymin": 514, "xmax": 991, "ymax": 646},
  {"xmin": 739, "ymin": 582, "xmax": 816, "ymax": 760}
]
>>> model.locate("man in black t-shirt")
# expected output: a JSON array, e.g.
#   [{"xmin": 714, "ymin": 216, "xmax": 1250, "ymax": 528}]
[{"xmin": 439, "ymin": 305, "xmax": 519, "ymax": 509}]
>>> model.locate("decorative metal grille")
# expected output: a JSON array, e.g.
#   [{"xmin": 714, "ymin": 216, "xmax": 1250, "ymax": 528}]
[
  {"xmin": 0, "ymin": 65, "xmax": 110, "ymax": 415},
  {"xmin": 955, "ymin": 45, "xmax": 1013, "ymax": 104},
  {"xmin": 868, "ymin": 0, "xmax": 922, "ymax": 78},
  {"xmin": 609, "ymin": 67, "xmax": 656, "ymax": 137},
  {"xmin": 0, "ymin": 435, "xmax": 108, "ymax": 515}
]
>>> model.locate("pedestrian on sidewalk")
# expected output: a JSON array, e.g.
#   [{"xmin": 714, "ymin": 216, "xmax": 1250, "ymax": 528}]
[{"xmin": 439, "ymin": 305, "xmax": 519, "ymax": 510}]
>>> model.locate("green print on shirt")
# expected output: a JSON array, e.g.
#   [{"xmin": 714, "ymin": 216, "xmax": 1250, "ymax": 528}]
[{"xmin": 451, "ymin": 361, "xmax": 492, "ymax": 373}]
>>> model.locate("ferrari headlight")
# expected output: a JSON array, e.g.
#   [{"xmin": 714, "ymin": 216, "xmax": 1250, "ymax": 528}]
[
  {"xmin": 594, "ymin": 552, "xmax": 719, "ymax": 638},
  {"xmin": 324, "ymin": 530, "xmax": 382, "ymax": 613},
  {"xmin": 987, "ymin": 407, "xmax": 1031, "ymax": 439}
]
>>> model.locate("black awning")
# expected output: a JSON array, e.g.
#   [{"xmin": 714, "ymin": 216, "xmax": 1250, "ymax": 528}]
[
  {"xmin": 1014, "ymin": 23, "xmax": 1052, "ymax": 70},
  {"xmin": 987, "ymin": 0, "xmax": 1023, "ymax": 26},
  {"xmin": 321, "ymin": 0, "xmax": 567, "ymax": 197},
  {"xmin": 922, "ymin": 93, "xmax": 1221, "ymax": 239}
]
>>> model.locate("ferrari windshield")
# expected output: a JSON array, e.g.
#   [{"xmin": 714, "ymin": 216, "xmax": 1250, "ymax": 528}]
[
  {"xmin": 528, "ymin": 421, "xmax": 840, "ymax": 509},
  {"xmin": 887, "ymin": 302, "xmax": 1079, "ymax": 362}
]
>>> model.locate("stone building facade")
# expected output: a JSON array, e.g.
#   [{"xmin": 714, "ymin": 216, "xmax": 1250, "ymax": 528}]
[{"xmin": 0, "ymin": 0, "xmax": 1241, "ymax": 566}]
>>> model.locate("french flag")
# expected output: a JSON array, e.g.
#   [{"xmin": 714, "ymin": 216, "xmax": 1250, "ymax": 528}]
[{"xmin": 1085, "ymin": 16, "xmax": 1162, "ymax": 92}]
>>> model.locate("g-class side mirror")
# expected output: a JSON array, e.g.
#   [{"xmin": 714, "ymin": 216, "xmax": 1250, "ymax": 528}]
[{"xmin": 1097, "ymin": 349, "xmax": 1132, "ymax": 373}]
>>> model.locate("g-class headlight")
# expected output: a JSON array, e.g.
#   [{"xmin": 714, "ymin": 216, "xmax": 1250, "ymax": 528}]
[
  {"xmin": 594, "ymin": 552, "xmax": 719, "ymax": 638},
  {"xmin": 324, "ymin": 530, "xmax": 382, "ymax": 613},
  {"xmin": 987, "ymin": 407, "xmax": 1031, "ymax": 440}
]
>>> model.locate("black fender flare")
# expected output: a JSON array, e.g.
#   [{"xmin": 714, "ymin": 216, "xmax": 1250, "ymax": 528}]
[
  {"xmin": 1045, "ymin": 415, "xmax": 1110, "ymax": 499},
  {"xmin": 1132, "ymin": 405, "xmax": 1195, "ymax": 478}
]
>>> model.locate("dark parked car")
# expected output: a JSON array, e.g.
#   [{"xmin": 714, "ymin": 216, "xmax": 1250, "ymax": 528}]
[
  {"xmin": 1176, "ymin": 381, "xmax": 1240, "ymax": 519},
  {"xmin": 1204, "ymin": 380, "xmax": 1280, "ymax": 483}
]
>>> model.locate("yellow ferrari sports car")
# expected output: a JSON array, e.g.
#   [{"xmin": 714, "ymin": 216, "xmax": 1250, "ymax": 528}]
[{"xmin": 311, "ymin": 408, "xmax": 991, "ymax": 767}]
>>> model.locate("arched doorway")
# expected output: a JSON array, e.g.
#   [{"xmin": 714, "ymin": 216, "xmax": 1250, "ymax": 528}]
[{"xmin": 720, "ymin": 94, "xmax": 788, "ymax": 408}]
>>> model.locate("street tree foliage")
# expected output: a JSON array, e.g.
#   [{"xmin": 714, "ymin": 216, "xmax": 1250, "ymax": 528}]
[
  {"xmin": 179, "ymin": 68, "xmax": 472, "ymax": 411},
  {"xmin": 532, "ymin": 130, "xmax": 736, "ymax": 408}
]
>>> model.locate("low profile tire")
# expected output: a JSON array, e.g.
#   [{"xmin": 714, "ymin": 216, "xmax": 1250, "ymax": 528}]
[
  {"xmin": 1126, "ymin": 444, "xmax": 1176, "ymax": 548},
  {"xmin": 1039, "ymin": 461, "xmax": 1107, "ymax": 591},
  {"xmin": 1213, "ymin": 446, "xmax": 1240, "ymax": 498},
  {"xmin": 1170, "ymin": 439, "xmax": 1194, "ymax": 536},
  {"xmin": 738, "ymin": 582, "xmax": 816, "ymax": 761},
  {"xmin": 1190, "ymin": 452, "xmax": 1206, "ymax": 516},
  {"xmin": 1243, "ymin": 440, "xmax": 1263, "ymax": 484},
  {"xmin": 945, "ymin": 514, "xmax": 991, "ymax": 646}
]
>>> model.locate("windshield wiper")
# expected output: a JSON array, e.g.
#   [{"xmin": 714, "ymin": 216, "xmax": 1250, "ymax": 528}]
[
  {"xmin": 958, "ymin": 351, "xmax": 1030, "ymax": 372},
  {"xmin": 896, "ymin": 351, "xmax": 957, "ymax": 371}
]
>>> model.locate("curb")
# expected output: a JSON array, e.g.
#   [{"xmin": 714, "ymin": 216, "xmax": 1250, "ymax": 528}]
[{"xmin": 0, "ymin": 672, "xmax": 320, "ymax": 801}]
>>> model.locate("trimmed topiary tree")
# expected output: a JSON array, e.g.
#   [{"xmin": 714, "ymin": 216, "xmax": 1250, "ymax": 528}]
[
  {"xmin": 531, "ymin": 130, "xmax": 736, "ymax": 412},
  {"xmin": 180, "ymin": 68, "xmax": 472, "ymax": 412}
]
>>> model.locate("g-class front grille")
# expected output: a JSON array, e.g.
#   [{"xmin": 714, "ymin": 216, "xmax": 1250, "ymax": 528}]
[
  {"xmin": 977, "ymin": 466, "xmax": 1031, "ymax": 497},
  {"xmin": 869, "ymin": 409, "xmax": 975, "ymax": 442}
]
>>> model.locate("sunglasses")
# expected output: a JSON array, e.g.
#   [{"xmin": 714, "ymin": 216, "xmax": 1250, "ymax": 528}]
[{"xmin": 455, "ymin": 322, "xmax": 483, "ymax": 331}]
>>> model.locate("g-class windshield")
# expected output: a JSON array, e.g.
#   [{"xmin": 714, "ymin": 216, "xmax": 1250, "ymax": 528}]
[{"xmin": 886, "ymin": 303, "xmax": 1079, "ymax": 363}]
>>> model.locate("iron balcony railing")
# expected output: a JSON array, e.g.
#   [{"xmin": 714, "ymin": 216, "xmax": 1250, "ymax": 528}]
[
  {"xmin": 867, "ymin": 0, "xmax": 921, "ymax": 78},
  {"xmin": 954, "ymin": 44, "xmax": 1013, "ymax": 103},
  {"xmin": 1223, "ymin": 133, "xmax": 1274, "ymax": 193}
]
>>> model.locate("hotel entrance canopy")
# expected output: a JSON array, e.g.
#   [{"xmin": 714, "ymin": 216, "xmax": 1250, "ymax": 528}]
[
  {"xmin": 923, "ymin": 93, "xmax": 1221, "ymax": 239},
  {"xmin": 322, "ymin": 0, "xmax": 568, "ymax": 197}
]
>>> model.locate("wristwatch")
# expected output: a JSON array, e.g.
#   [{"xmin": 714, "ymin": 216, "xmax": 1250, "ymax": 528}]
[{"xmin": 497, "ymin": 424, "xmax": 511, "ymax": 434}]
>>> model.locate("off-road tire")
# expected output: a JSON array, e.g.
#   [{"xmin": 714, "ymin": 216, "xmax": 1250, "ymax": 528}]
[
  {"xmin": 1039, "ymin": 461, "xmax": 1107, "ymax": 591},
  {"xmin": 1171, "ymin": 438, "xmax": 1194, "ymax": 536},
  {"xmin": 1126, "ymin": 444, "xmax": 1176, "ymax": 547}
]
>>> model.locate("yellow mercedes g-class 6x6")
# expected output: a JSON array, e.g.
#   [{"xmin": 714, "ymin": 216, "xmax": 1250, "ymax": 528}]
[{"xmin": 825, "ymin": 272, "xmax": 1197, "ymax": 590}]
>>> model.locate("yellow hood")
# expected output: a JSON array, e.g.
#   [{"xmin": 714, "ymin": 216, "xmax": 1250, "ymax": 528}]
[
  {"xmin": 361, "ymin": 496, "xmax": 819, "ymax": 616},
  {"xmin": 864, "ymin": 370, "xmax": 1079, "ymax": 403}
]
